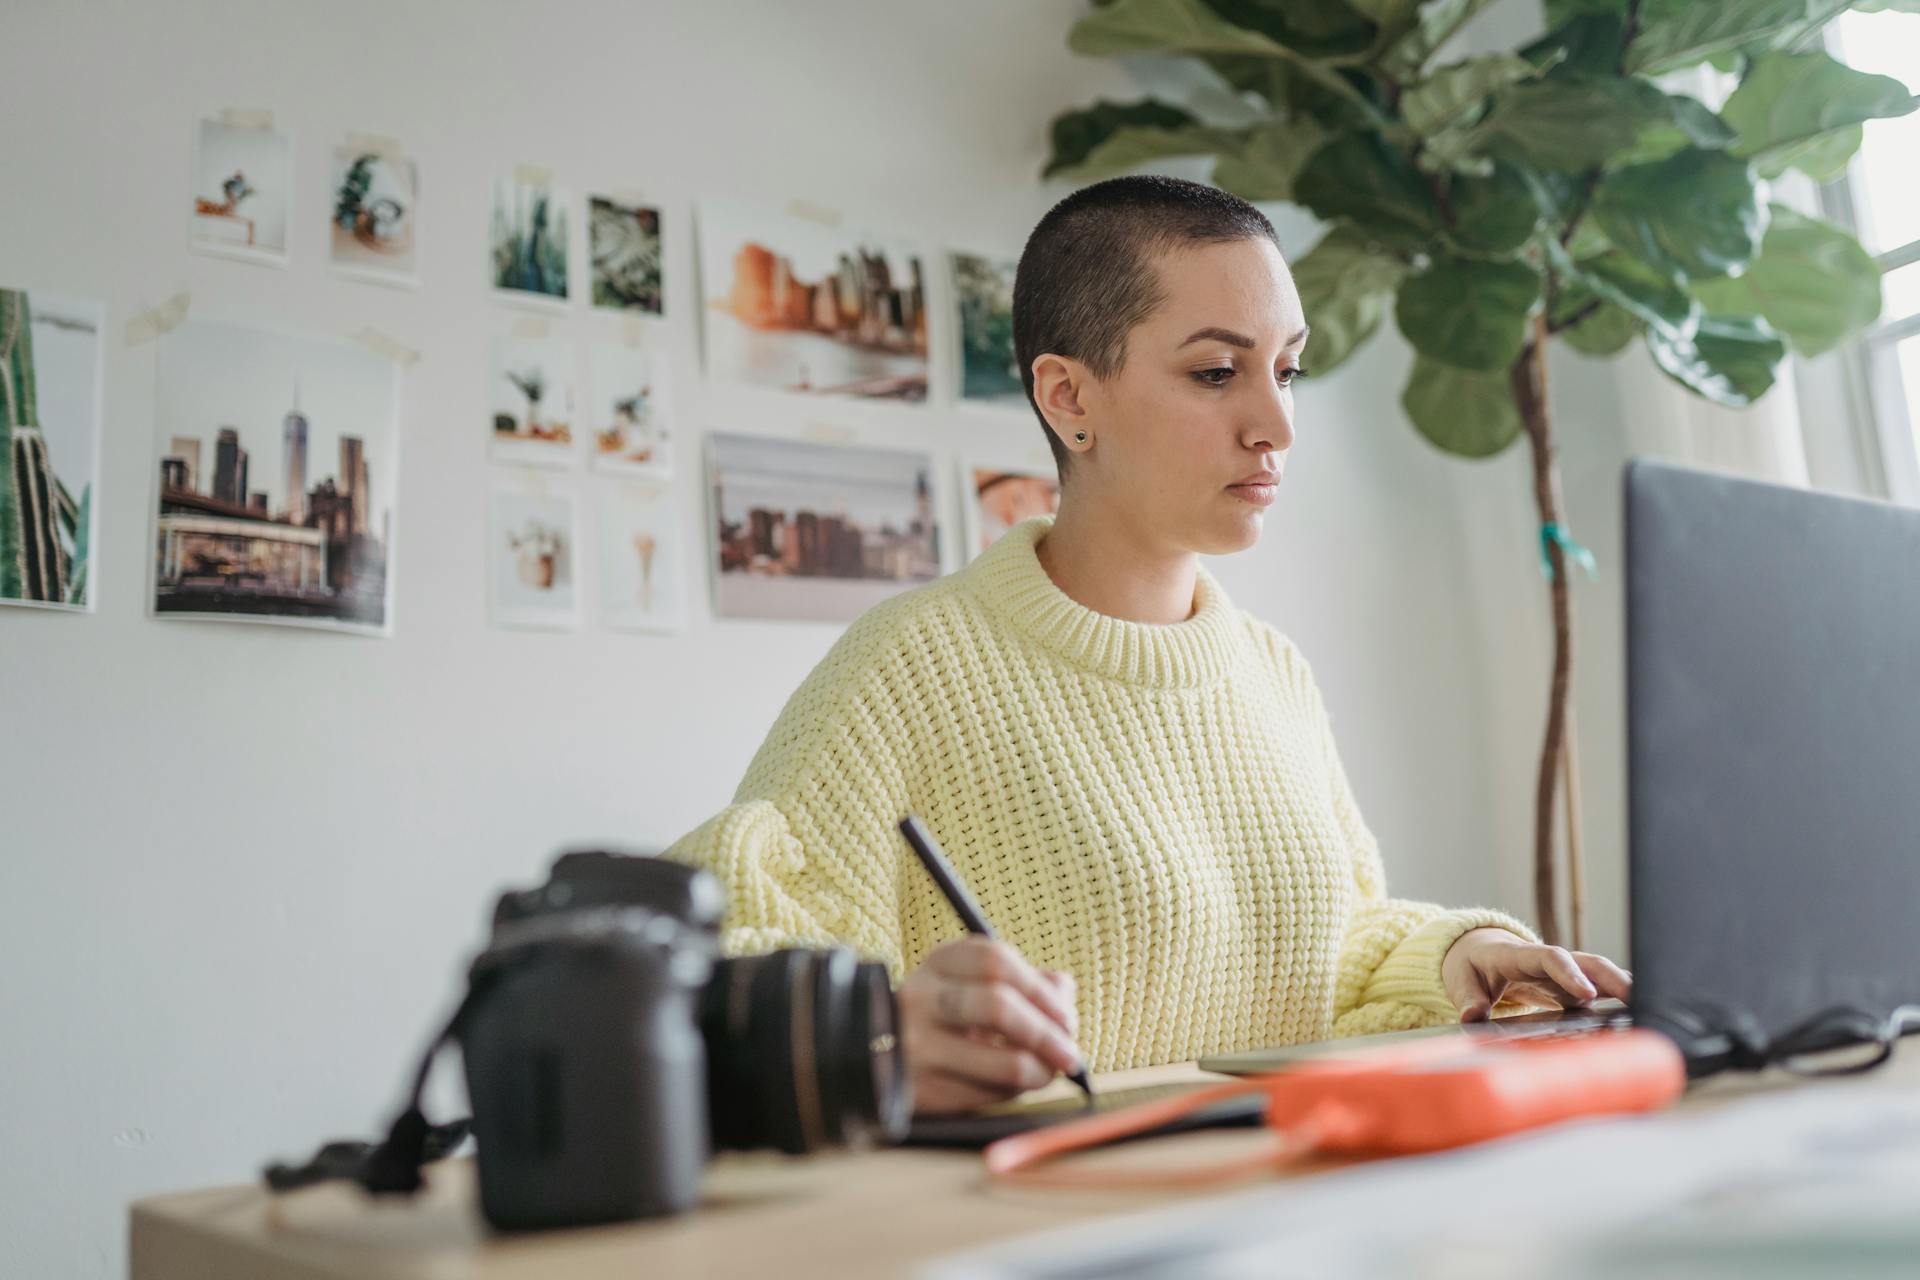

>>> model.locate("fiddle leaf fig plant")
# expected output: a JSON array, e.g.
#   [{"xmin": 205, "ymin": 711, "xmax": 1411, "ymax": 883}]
[{"xmin": 1045, "ymin": 0, "xmax": 1917, "ymax": 945}]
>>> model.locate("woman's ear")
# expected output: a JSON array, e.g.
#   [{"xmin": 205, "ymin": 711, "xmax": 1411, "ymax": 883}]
[{"xmin": 1031, "ymin": 353, "xmax": 1093, "ymax": 454}]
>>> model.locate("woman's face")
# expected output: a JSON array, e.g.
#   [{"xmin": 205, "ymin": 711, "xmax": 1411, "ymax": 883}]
[{"xmin": 1073, "ymin": 236, "xmax": 1307, "ymax": 556}]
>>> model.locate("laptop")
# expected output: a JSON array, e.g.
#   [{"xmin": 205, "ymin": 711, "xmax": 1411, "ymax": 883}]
[{"xmin": 1204, "ymin": 459, "xmax": 1920, "ymax": 1077}]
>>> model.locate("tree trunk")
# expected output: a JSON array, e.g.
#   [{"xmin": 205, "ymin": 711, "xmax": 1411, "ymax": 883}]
[{"xmin": 1510, "ymin": 309, "xmax": 1575, "ymax": 948}]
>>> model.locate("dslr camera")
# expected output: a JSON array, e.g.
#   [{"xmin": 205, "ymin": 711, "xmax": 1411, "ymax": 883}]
[
  {"xmin": 265, "ymin": 850, "xmax": 910, "ymax": 1231},
  {"xmin": 469, "ymin": 850, "xmax": 911, "ymax": 1228}
]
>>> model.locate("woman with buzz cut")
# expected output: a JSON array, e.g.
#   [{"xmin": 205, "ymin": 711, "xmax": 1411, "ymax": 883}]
[{"xmin": 667, "ymin": 175, "xmax": 1632, "ymax": 1116}]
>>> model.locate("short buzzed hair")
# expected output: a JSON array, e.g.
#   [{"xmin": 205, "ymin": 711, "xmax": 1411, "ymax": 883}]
[{"xmin": 1013, "ymin": 175, "xmax": 1281, "ymax": 477}]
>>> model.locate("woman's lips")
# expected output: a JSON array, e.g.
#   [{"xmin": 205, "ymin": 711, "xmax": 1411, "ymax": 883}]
[{"xmin": 1227, "ymin": 476, "xmax": 1280, "ymax": 506}]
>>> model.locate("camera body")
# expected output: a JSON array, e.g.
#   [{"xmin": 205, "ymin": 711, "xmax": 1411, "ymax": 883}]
[{"xmin": 459, "ymin": 850, "xmax": 910, "ymax": 1231}]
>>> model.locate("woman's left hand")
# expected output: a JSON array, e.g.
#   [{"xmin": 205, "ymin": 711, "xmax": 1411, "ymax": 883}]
[{"xmin": 1441, "ymin": 927, "xmax": 1633, "ymax": 1022}]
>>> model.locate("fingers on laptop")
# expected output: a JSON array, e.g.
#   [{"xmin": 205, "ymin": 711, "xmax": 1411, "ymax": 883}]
[
  {"xmin": 1571, "ymin": 951, "xmax": 1633, "ymax": 1001},
  {"xmin": 1472, "ymin": 947, "xmax": 1633, "ymax": 1018}
]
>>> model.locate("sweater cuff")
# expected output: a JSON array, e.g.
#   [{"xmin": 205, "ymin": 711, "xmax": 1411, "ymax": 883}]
[{"xmin": 1356, "ymin": 908, "xmax": 1539, "ymax": 1017}]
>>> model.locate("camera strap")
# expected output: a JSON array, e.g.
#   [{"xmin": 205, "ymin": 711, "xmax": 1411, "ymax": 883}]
[{"xmin": 262, "ymin": 983, "xmax": 486, "ymax": 1196}]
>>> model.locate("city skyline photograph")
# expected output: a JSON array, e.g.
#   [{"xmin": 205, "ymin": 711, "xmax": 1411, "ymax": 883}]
[
  {"xmin": 152, "ymin": 318, "xmax": 400, "ymax": 633},
  {"xmin": 698, "ymin": 199, "xmax": 929, "ymax": 401},
  {"xmin": 707, "ymin": 430, "xmax": 940, "ymax": 623}
]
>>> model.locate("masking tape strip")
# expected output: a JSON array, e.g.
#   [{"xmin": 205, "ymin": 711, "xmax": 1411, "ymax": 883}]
[
  {"xmin": 217, "ymin": 107, "xmax": 274, "ymax": 131},
  {"xmin": 513, "ymin": 316, "xmax": 551, "ymax": 340},
  {"xmin": 802, "ymin": 421, "xmax": 856, "ymax": 445},
  {"xmin": 344, "ymin": 131, "xmax": 405, "ymax": 164},
  {"xmin": 609, "ymin": 186, "xmax": 651, "ymax": 208},
  {"xmin": 522, "ymin": 469, "xmax": 551, "ymax": 500},
  {"xmin": 125, "ymin": 292, "xmax": 191, "ymax": 346},
  {"xmin": 352, "ymin": 326, "xmax": 420, "ymax": 366},
  {"xmin": 621, "ymin": 478, "xmax": 665, "ymax": 502},
  {"xmin": 622, "ymin": 318, "xmax": 647, "ymax": 348},
  {"xmin": 787, "ymin": 198, "xmax": 843, "ymax": 228},
  {"xmin": 515, "ymin": 162, "xmax": 553, "ymax": 188}
]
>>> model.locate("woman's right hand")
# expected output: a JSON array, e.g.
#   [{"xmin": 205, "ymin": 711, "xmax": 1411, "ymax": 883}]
[{"xmin": 896, "ymin": 936, "xmax": 1085, "ymax": 1116}]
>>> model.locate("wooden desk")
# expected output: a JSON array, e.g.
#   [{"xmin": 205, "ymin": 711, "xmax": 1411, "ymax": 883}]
[{"xmin": 130, "ymin": 1048, "xmax": 1920, "ymax": 1280}]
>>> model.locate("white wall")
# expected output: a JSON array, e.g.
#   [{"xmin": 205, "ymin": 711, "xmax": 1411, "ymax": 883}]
[{"xmin": 0, "ymin": 2, "xmax": 1642, "ymax": 1274}]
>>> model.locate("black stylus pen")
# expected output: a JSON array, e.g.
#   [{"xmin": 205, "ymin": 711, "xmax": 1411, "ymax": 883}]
[{"xmin": 898, "ymin": 814, "xmax": 1096, "ymax": 1103}]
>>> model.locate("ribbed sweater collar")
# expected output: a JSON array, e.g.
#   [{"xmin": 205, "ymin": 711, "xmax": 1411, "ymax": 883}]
[{"xmin": 958, "ymin": 515, "xmax": 1245, "ymax": 689}]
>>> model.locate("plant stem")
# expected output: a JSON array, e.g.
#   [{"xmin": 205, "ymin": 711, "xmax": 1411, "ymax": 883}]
[
  {"xmin": 1563, "ymin": 698, "xmax": 1588, "ymax": 951},
  {"xmin": 1510, "ymin": 308, "xmax": 1573, "ymax": 947}
]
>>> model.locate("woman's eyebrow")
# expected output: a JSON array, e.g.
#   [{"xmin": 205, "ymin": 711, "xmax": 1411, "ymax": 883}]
[{"xmin": 1178, "ymin": 324, "xmax": 1310, "ymax": 349}]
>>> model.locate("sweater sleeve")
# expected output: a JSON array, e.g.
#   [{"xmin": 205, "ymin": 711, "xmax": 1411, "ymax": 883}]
[
  {"xmin": 662, "ymin": 623, "xmax": 914, "ymax": 977},
  {"xmin": 1275, "ymin": 633, "xmax": 1539, "ymax": 1038}
]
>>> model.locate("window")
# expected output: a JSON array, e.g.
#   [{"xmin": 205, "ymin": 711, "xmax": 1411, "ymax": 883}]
[{"xmin": 1823, "ymin": 11, "xmax": 1920, "ymax": 504}]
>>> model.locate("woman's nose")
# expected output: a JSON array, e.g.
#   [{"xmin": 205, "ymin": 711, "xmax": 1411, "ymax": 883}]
[{"xmin": 1244, "ymin": 385, "xmax": 1295, "ymax": 453}]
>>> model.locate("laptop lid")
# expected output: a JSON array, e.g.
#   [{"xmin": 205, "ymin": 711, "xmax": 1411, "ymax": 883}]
[{"xmin": 1626, "ymin": 459, "xmax": 1920, "ymax": 1043}]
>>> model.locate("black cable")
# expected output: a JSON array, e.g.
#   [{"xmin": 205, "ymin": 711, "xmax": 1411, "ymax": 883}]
[{"xmin": 1636, "ymin": 1000, "xmax": 1920, "ymax": 1080}]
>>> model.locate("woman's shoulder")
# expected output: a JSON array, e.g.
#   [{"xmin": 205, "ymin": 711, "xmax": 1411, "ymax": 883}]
[
  {"xmin": 836, "ymin": 572, "xmax": 980, "ymax": 661},
  {"xmin": 1236, "ymin": 611, "xmax": 1304, "ymax": 678},
  {"xmin": 779, "ymin": 574, "xmax": 983, "ymax": 709},
  {"xmin": 1233, "ymin": 611, "xmax": 1341, "ymax": 712}
]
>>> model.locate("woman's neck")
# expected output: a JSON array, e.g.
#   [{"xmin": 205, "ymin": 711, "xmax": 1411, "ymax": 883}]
[{"xmin": 1034, "ymin": 497, "xmax": 1201, "ymax": 625}]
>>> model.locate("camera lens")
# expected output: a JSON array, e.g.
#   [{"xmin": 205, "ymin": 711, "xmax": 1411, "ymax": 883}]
[{"xmin": 699, "ymin": 948, "xmax": 910, "ymax": 1154}]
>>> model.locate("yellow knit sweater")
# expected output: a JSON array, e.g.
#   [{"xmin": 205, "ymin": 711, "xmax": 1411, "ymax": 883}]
[{"xmin": 666, "ymin": 515, "xmax": 1537, "ymax": 1070}]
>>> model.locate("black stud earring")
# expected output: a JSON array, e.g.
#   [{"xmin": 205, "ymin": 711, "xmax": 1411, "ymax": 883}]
[{"xmin": 1075, "ymin": 432, "xmax": 1087, "ymax": 442}]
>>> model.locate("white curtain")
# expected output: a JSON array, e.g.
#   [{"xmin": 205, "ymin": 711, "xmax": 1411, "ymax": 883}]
[{"xmin": 1614, "ymin": 346, "xmax": 1813, "ymax": 487}]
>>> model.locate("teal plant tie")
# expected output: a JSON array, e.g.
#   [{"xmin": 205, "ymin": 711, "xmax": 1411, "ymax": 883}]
[{"xmin": 1539, "ymin": 521, "xmax": 1598, "ymax": 582}]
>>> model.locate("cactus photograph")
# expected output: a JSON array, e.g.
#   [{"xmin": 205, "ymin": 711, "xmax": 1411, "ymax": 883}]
[
  {"xmin": 491, "ymin": 173, "xmax": 571, "ymax": 304},
  {"xmin": 0, "ymin": 288, "xmax": 102, "ymax": 612}
]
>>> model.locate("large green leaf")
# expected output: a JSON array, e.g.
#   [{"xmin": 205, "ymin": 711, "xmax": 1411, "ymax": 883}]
[
  {"xmin": 1643, "ymin": 312, "xmax": 1788, "ymax": 406},
  {"xmin": 1607, "ymin": 93, "xmax": 1738, "ymax": 168},
  {"xmin": 1400, "ymin": 52, "xmax": 1548, "ymax": 137},
  {"xmin": 1591, "ymin": 147, "xmax": 1766, "ymax": 279},
  {"xmin": 1380, "ymin": 0, "xmax": 1503, "ymax": 79},
  {"xmin": 1769, "ymin": 125, "xmax": 1865, "ymax": 185},
  {"xmin": 1854, "ymin": 1, "xmax": 1920, "ymax": 11},
  {"xmin": 1548, "ymin": 268, "xmax": 1642, "ymax": 354},
  {"xmin": 1068, "ymin": 0, "xmax": 1293, "ymax": 57},
  {"xmin": 1401, "ymin": 353, "xmax": 1524, "ymax": 458},
  {"xmin": 1721, "ymin": 49, "xmax": 1917, "ymax": 179},
  {"xmin": 1043, "ymin": 100, "xmax": 1238, "ymax": 180},
  {"xmin": 1200, "ymin": 0, "xmax": 1379, "ymax": 60},
  {"xmin": 1523, "ymin": 11, "xmax": 1630, "ymax": 79},
  {"xmin": 1287, "ymin": 223, "xmax": 1408, "ymax": 375},
  {"xmin": 1203, "ymin": 53, "xmax": 1384, "ymax": 134},
  {"xmin": 1293, "ymin": 134, "xmax": 1444, "ymax": 244},
  {"xmin": 1545, "ymin": 238, "xmax": 1699, "ymax": 339},
  {"xmin": 1445, "ymin": 160, "xmax": 1543, "ymax": 255},
  {"xmin": 1478, "ymin": 78, "xmax": 1676, "ymax": 171},
  {"xmin": 1687, "ymin": 203, "xmax": 1884, "ymax": 356},
  {"xmin": 1211, "ymin": 118, "xmax": 1332, "ymax": 201},
  {"xmin": 1543, "ymin": 0, "xmax": 1627, "ymax": 26},
  {"xmin": 1396, "ymin": 256, "xmax": 1541, "ymax": 371},
  {"xmin": 1561, "ymin": 300, "xmax": 1642, "ymax": 354},
  {"xmin": 1346, "ymin": 0, "xmax": 1423, "ymax": 22},
  {"xmin": 1624, "ymin": 0, "xmax": 1838, "ymax": 76}
]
